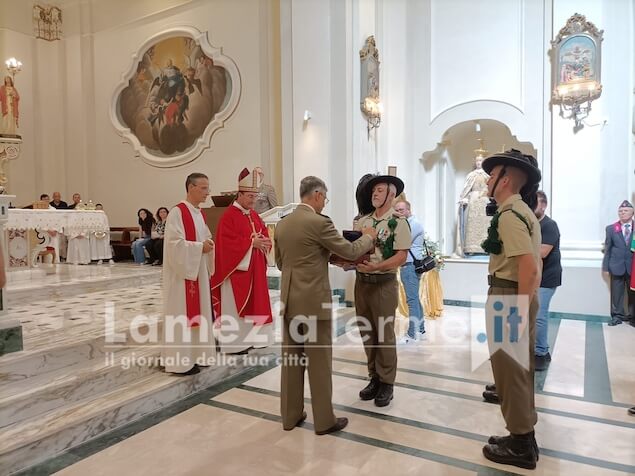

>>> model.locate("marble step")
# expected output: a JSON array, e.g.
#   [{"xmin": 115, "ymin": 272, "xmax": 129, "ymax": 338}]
[
  {"xmin": 0, "ymin": 347, "xmax": 278, "ymax": 475},
  {"xmin": 0, "ymin": 322, "xmax": 161, "ymax": 383},
  {"xmin": 2, "ymin": 290, "xmax": 282, "ymax": 383},
  {"xmin": 8, "ymin": 265, "xmax": 161, "ymax": 304},
  {"xmin": 0, "ymin": 347, "xmax": 161, "ymax": 429}
]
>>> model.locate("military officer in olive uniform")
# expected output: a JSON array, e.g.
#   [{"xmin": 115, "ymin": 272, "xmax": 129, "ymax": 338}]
[
  {"xmin": 480, "ymin": 149, "xmax": 542, "ymax": 470},
  {"xmin": 353, "ymin": 174, "xmax": 411, "ymax": 407},
  {"xmin": 275, "ymin": 176, "xmax": 377, "ymax": 435}
]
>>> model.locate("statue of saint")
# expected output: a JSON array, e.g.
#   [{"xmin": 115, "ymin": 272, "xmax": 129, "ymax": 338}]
[
  {"xmin": 455, "ymin": 140, "xmax": 492, "ymax": 256},
  {"xmin": 253, "ymin": 167, "xmax": 279, "ymax": 214},
  {"xmin": 0, "ymin": 76, "xmax": 20, "ymax": 137}
]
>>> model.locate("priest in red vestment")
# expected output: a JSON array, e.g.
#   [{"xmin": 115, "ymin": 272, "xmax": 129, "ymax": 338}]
[{"xmin": 212, "ymin": 167, "xmax": 274, "ymax": 353}]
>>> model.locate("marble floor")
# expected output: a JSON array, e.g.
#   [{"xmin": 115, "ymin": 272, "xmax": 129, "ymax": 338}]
[
  {"xmin": 8, "ymin": 263, "xmax": 162, "ymax": 348},
  {"xmin": 15, "ymin": 301, "xmax": 633, "ymax": 475}
]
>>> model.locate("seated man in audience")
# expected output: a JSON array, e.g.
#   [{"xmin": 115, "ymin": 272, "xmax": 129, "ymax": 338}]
[
  {"xmin": 23, "ymin": 194, "xmax": 54, "ymax": 209},
  {"xmin": 50, "ymin": 192, "xmax": 68, "ymax": 209},
  {"xmin": 67, "ymin": 193, "xmax": 82, "ymax": 209}
]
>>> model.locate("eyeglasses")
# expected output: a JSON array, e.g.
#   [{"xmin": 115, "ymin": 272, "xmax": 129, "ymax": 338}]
[{"xmin": 316, "ymin": 190, "xmax": 329, "ymax": 205}]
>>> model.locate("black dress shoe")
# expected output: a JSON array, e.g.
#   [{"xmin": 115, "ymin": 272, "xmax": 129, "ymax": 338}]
[
  {"xmin": 488, "ymin": 432, "xmax": 539, "ymax": 461},
  {"xmin": 535, "ymin": 354, "xmax": 550, "ymax": 371},
  {"xmin": 482, "ymin": 390, "xmax": 500, "ymax": 404},
  {"xmin": 608, "ymin": 318, "xmax": 623, "ymax": 326},
  {"xmin": 315, "ymin": 417, "xmax": 348, "ymax": 435},
  {"xmin": 172, "ymin": 364, "xmax": 200, "ymax": 376},
  {"xmin": 630, "ymin": 320, "xmax": 635, "ymax": 328},
  {"xmin": 284, "ymin": 411, "xmax": 308, "ymax": 430},
  {"xmin": 359, "ymin": 377, "xmax": 381, "ymax": 401},
  {"xmin": 483, "ymin": 434, "xmax": 537, "ymax": 469},
  {"xmin": 485, "ymin": 383, "xmax": 496, "ymax": 392},
  {"xmin": 374, "ymin": 383, "xmax": 394, "ymax": 407},
  {"xmin": 628, "ymin": 406, "xmax": 635, "ymax": 416}
]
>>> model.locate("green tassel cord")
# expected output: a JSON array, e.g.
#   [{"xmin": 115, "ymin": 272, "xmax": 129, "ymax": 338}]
[{"xmin": 481, "ymin": 209, "xmax": 532, "ymax": 255}]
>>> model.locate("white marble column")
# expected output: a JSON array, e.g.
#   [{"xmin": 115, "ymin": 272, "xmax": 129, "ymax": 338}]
[{"xmin": 0, "ymin": 194, "xmax": 23, "ymax": 355}]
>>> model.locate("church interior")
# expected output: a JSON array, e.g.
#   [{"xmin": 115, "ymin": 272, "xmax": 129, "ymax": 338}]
[{"xmin": 0, "ymin": 0, "xmax": 633, "ymax": 474}]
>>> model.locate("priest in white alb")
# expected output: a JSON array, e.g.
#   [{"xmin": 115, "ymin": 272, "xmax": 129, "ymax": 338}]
[
  {"xmin": 161, "ymin": 173, "xmax": 216, "ymax": 375},
  {"xmin": 89, "ymin": 205, "xmax": 114, "ymax": 264},
  {"xmin": 67, "ymin": 229, "xmax": 91, "ymax": 265}
]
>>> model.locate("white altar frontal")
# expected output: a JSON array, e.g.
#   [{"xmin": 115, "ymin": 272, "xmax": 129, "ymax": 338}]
[{"xmin": 5, "ymin": 209, "xmax": 110, "ymax": 269}]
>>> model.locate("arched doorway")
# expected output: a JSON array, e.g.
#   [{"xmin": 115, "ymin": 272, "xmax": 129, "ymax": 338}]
[{"xmin": 421, "ymin": 119, "xmax": 536, "ymax": 257}]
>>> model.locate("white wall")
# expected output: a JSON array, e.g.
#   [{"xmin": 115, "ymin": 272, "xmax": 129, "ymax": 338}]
[
  {"xmin": 441, "ymin": 259, "xmax": 610, "ymax": 317},
  {"xmin": 284, "ymin": 0, "xmax": 633, "ymax": 315},
  {"xmin": 551, "ymin": 0, "xmax": 634, "ymax": 258},
  {"xmin": 2, "ymin": 0, "xmax": 282, "ymax": 226}
]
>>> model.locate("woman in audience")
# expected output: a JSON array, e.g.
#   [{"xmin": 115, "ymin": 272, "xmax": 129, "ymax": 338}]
[
  {"xmin": 132, "ymin": 208, "xmax": 155, "ymax": 264},
  {"xmin": 145, "ymin": 207, "xmax": 168, "ymax": 265}
]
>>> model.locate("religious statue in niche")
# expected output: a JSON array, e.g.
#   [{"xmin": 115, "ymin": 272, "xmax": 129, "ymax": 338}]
[
  {"xmin": 33, "ymin": 5, "xmax": 63, "ymax": 41},
  {"xmin": 0, "ymin": 76, "xmax": 20, "ymax": 138},
  {"xmin": 115, "ymin": 33, "xmax": 239, "ymax": 161},
  {"xmin": 455, "ymin": 139, "xmax": 492, "ymax": 256}
]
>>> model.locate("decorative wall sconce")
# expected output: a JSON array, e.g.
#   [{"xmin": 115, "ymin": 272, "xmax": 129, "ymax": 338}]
[
  {"xmin": 5, "ymin": 58, "xmax": 22, "ymax": 81},
  {"xmin": 360, "ymin": 36, "xmax": 382, "ymax": 139},
  {"xmin": 362, "ymin": 96, "xmax": 382, "ymax": 133},
  {"xmin": 551, "ymin": 13, "xmax": 603, "ymax": 131}
]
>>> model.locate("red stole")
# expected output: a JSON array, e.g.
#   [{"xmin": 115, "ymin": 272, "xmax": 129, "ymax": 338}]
[
  {"xmin": 211, "ymin": 205, "xmax": 272, "ymax": 324},
  {"xmin": 176, "ymin": 202, "xmax": 207, "ymax": 327}
]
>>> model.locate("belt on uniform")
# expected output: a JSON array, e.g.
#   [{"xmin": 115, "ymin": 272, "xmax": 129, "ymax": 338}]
[
  {"xmin": 356, "ymin": 272, "xmax": 396, "ymax": 284},
  {"xmin": 488, "ymin": 275, "xmax": 518, "ymax": 288}
]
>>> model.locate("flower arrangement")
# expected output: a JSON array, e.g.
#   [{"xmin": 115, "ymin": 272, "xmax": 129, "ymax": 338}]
[{"xmin": 423, "ymin": 235, "xmax": 445, "ymax": 270}]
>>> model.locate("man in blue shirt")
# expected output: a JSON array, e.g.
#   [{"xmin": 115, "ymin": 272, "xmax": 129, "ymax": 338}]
[{"xmin": 394, "ymin": 200, "xmax": 425, "ymax": 342}]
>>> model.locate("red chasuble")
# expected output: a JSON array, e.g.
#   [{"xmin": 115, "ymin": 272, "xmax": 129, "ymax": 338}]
[
  {"xmin": 176, "ymin": 202, "xmax": 207, "ymax": 327},
  {"xmin": 211, "ymin": 206, "xmax": 273, "ymax": 324}
]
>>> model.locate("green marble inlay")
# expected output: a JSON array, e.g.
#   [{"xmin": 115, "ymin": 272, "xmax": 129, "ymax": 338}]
[
  {"xmin": 443, "ymin": 299, "xmax": 610, "ymax": 322},
  {"xmin": 267, "ymin": 276, "xmax": 281, "ymax": 290},
  {"xmin": 15, "ymin": 362, "xmax": 277, "ymax": 475},
  {"xmin": 236, "ymin": 384, "xmax": 635, "ymax": 474},
  {"xmin": 205, "ymin": 398, "xmax": 514, "ymax": 476},
  {"xmin": 584, "ymin": 320, "xmax": 613, "ymax": 404},
  {"xmin": 331, "ymin": 356, "xmax": 631, "ymax": 408},
  {"xmin": 0, "ymin": 325, "xmax": 23, "ymax": 356},
  {"xmin": 332, "ymin": 288, "xmax": 346, "ymax": 301}
]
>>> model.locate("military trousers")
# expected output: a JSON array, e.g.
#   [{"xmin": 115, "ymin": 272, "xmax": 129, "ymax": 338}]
[
  {"xmin": 280, "ymin": 317, "xmax": 336, "ymax": 433},
  {"xmin": 487, "ymin": 285, "xmax": 539, "ymax": 435},
  {"xmin": 354, "ymin": 275, "xmax": 398, "ymax": 384}
]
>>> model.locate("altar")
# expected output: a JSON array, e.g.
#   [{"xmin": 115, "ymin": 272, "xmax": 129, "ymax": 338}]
[{"xmin": 4, "ymin": 209, "xmax": 110, "ymax": 269}]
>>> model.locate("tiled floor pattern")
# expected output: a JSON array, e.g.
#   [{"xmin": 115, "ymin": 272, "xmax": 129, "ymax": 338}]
[
  {"xmin": 25, "ymin": 311, "xmax": 635, "ymax": 475},
  {"xmin": 5, "ymin": 264, "xmax": 634, "ymax": 475}
]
